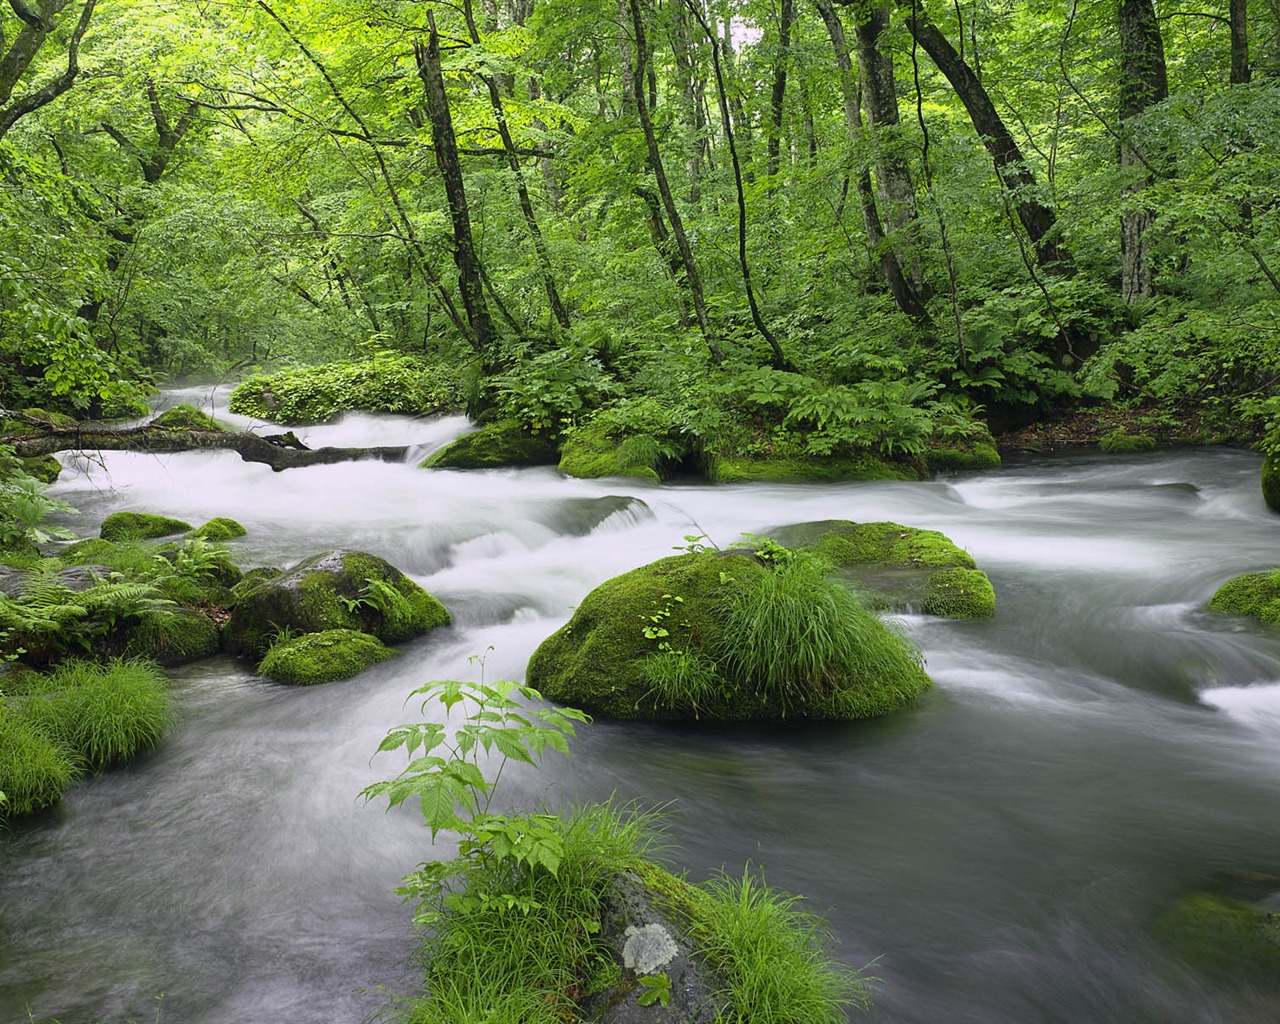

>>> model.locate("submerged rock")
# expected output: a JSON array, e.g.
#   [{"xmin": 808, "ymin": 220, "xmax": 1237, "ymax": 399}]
[
  {"xmin": 1154, "ymin": 892, "xmax": 1280, "ymax": 986},
  {"xmin": 421, "ymin": 420, "xmax": 560, "ymax": 469},
  {"xmin": 99, "ymin": 511, "xmax": 193, "ymax": 542},
  {"xmin": 222, "ymin": 549, "xmax": 449, "ymax": 658},
  {"xmin": 528, "ymin": 550, "xmax": 930, "ymax": 721},
  {"xmin": 257, "ymin": 628, "xmax": 397, "ymax": 685},
  {"xmin": 772, "ymin": 519, "xmax": 996, "ymax": 618}
]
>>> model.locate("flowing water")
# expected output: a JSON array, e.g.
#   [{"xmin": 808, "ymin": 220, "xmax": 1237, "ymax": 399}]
[{"xmin": 3, "ymin": 385, "xmax": 1280, "ymax": 1024}]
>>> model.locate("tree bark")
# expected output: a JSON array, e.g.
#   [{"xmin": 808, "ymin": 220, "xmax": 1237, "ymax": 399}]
[
  {"xmin": 1117, "ymin": 0, "xmax": 1168, "ymax": 302},
  {"xmin": 627, "ymin": 0, "xmax": 724, "ymax": 360},
  {"xmin": 0, "ymin": 0, "xmax": 95, "ymax": 141},
  {"xmin": 766, "ymin": 0, "xmax": 795, "ymax": 178},
  {"xmin": 416, "ymin": 16, "xmax": 497, "ymax": 364},
  {"xmin": 1230, "ymin": 0, "xmax": 1250, "ymax": 84},
  {"xmin": 899, "ymin": 0, "xmax": 1069, "ymax": 268}
]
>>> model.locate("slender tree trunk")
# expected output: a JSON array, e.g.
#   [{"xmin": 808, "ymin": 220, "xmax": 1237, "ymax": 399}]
[
  {"xmin": 670, "ymin": 1, "xmax": 708, "ymax": 202},
  {"xmin": 617, "ymin": 0, "xmax": 636, "ymax": 115},
  {"xmin": 766, "ymin": 0, "xmax": 795, "ymax": 177},
  {"xmin": 416, "ymin": 16, "xmax": 496, "ymax": 363},
  {"xmin": 1117, "ymin": 0, "xmax": 1168, "ymax": 302},
  {"xmin": 901, "ymin": 0, "xmax": 1069, "ymax": 268},
  {"xmin": 687, "ymin": 0, "xmax": 789, "ymax": 368},
  {"xmin": 720, "ymin": 18, "xmax": 754, "ymax": 183},
  {"xmin": 627, "ymin": 0, "xmax": 724, "ymax": 360},
  {"xmin": 1231, "ymin": 0, "xmax": 1251, "ymax": 84},
  {"xmin": 816, "ymin": 0, "xmax": 930, "ymax": 325}
]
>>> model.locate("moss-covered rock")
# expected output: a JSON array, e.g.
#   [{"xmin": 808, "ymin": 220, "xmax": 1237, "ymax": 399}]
[
  {"xmin": 421, "ymin": 420, "xmax": 561, "ymax": 470},
  {"xmin": 924, "ymin": 441, "xmax": 1001, "ymax": 473},
  {"xmin": 99, "ymin": 511, "xmax": 193, "ymax": 542},
  {"xmin": 1262, "ymin": 453, "xmax": 1280, "ymax": 515},
  {"xmin": 20, "ymin": 454, "xmax": 62, "ymax": 484},
  {"xmin": 1154, "ymin": 892, "xmax": 1280, "ymax": 986},
  {"xmin": 230, "ymin": 566, "xmax": 282, "ymax": 601},
  {"xmin": 123, "ymin": 608, "xmax": 220, "ymax": 666},
  {"xmin": 707, "ymin": 453, "xmax": 921, "ymax": 484},
  {"xmin": 527, "ymin": 550, "xmax": 930, "ymax": 721},
  {"xmin": 558, "ymin": 421, "xmax": 667, "ymax": 482},
  {"xmin": 771, "ymin": 520, "xmax": 995, "ymax": 618},
  {"xmin": 257, "ymin": 628, "xmax": 397, "ymax": 685},
  {"xmin": 222, "ymin": 549, "xmax": 450, "ymax": 658},
  {"xmin": 1207, "ymin": 570, "xmax": 1280, "ymax": 626},
  {"xmin": 1099, "ymin": 430, "xmax": 1156, "ymax": 453},
  {"xmin": 188, "ymin": 517, "xmax": 248, "ymax": 541},
  {"xmin": 152, "ymin": 404, "xmax": 225, "ymax": 431}
]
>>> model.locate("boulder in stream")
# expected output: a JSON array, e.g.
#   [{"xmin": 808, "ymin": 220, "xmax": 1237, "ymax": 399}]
[
  {"xmin": 420, "ymin": 420, "xmax": 560, "ymax": 469},
  {"xmin": 528, "ymin": 549, "xmax": 930, "ymax": 721},
  {"xmin": 257, "ymin": 628, "xmax": 397, "ymax": 685},
  {"xmin": 771, "ymin": 519, "xmax": 996, "ymax": 618},
  {"xmin": 1154, "ymin": 892, "xmax": 1280, "ymax": 987},
  {"xmin": 1207, "ymin": 569, "xmax": 1280, "ymax": 626},
  {"xmin": 223, "ymin": 549, "xmax": 450, "ymax": 658},
  {"xmin": 99, "ymin": 511, "xmax": 193, "ymax": 542},
  {"xmin": 188, "ymin": 517, "xmax": 247, "ymax": 541}
]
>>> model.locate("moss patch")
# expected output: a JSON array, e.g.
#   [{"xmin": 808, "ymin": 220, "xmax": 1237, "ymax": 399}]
[
  {"xmin": 223, "ymin": 549, "xmax": 449, "ymax": 658},
  {"xmin": 152, "ymin": 404, "xmax": 225, "ymax": 431},
  {"xmin": 20, "ymin": 454, "xmax": 62, "ymax": 484},
  {"xmin": 99, "ymin": 511, "xmax": 193, "ymax": 542},
  {"xmin": 1207, "ymin": 570, "xmax": 1280, "ymax": 626},
  {"xmin": 1154, "ymin": 892, "xmax": 1280, "ymax": 986},
  {"xmin": 707, "ymin": 454, "xmax": 921, "ymax": 483},
  {"xmin": 1262, "ymin": 453, "xmax": 1280, "ymax": 515},
  {"xmin": 1099, "ymin": 430, "xmax": 1157, "ymax": 453},
  {"xmin": 925, "ymin": 442, "xmax": 1001, "ymax": 472},
  {"xmin": 922, "ymin": 567, "xmax": 997, "ymax": 618},
  {"xmin": 558, "ymin": 420, "xmax": 665, "ymax": 482},
  {"xmin": 188, "ymin": 517, "xmax": 247, "ymax": 541},
  {"xmin": 123, "ymin": 608, "xmax": 220, "ymax": 666},
  {"xmin": 527, "ymin": 550, "xmax": 930, "ymax": 721},
  {"xmin": 258, "ymin": 628, "xmax": 397, "ymax": 685},
  {"xmin": 421, "ymin": 420, "xmax": 561, "ymax": 469}
]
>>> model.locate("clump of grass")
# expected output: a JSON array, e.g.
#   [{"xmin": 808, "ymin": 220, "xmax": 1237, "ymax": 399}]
[
  {"xmin": 639, "ymin": 648, "xmax": 723, "ymax": 714},
  {"xmin": 0, "ymin": 702, "xmax": 77, "ymax": 818},
  {"xmin": 712, "ymin": 554, "xmax": 926, "ymax": 713},
  {"xmin": 403, "ymin": 802, "xmax": 657, "ymax": 1024},
  {"xmin": 684, "ymin": 868, "xmax": 872, "ymax": 1024},
  {"xmin": 18, "ymin": 658, "xmax": 172, "ymax": 769}
]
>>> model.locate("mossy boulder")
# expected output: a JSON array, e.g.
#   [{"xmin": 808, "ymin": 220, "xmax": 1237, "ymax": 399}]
[
  {"xmin": 1099, "ymin": 430, "xmax": 1156, "ymax": 453},
  {"xmin": 99, "ymin": 511, "xmax": 193, "ymax": 542},
  {"xmin": 527, "ymin": 550, "xmax": 930, "ymax": 721},
  {"xmin": 152, "ymin": 404, "xmax": 224, "ymax": 431},
  {"xmin": 772, "ymin": 520, "xmax": 995, "ymax": 618},
  {"xmin": 706, "ymin": 453, "xmax": 921, "ymax": 484},
  {"xmin": 1262, "ymin": 453, "xmax": 1280, "ymax": 515},
  {"xmin": 230, "ymin": 566, "xmax": 282, "ymax": 601},
  {"xmin": 222, "ymin": 549, "xmax": 450, "ymax": 658},
  {"xmin": 558, "ymin": 421, "xmax": 674, "ymax": 483},
  {"xmin": 257, "ymin": 628, "xmax": 397, "ymax": 685},
  {"xmin": 123, "ymin": 608, "xmax": 220, "ymax": 666},
  {"xmin": 1154, "ymin": 892, "xmax": 1280, "ymax": 986},
  {"xmin": 20, "ymin": 454, "xmax": 62, "ymax": 484},
  {"xmin": 925, "ymin": 441, "xmax": 1001, "ymax": 473},
  {"xmin": 188, "ymin": 517, "xmax": 248, "ymax": 541},
  {"xmin": 1207, "ymin": 570, "xmax": 1280, "ymax": 626},
  {"xmin": 421, "ymin": 420, "xmax": 561, "ymax": 470}
]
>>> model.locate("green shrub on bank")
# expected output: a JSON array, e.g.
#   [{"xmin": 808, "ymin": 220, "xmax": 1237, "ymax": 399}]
[
  {"xmin": 0, "ymin": 702, "xmax": 77, "ymax": 818},
  {"xmin": 16, "ymin": 659, "xmax": 172, "ymax": 769},
  {"xmin": 228, "ymin": 354, "xmax": 464, "ymax": 424}
]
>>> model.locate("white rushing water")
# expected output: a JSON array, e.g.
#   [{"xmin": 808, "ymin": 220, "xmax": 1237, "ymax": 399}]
[{"xmin": 3, "ymin": 389, "xmax": 1280, "ymax": 1024}]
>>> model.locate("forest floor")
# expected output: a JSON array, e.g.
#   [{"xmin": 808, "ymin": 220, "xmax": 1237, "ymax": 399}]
[{"xmin": 995, "ymin": 403, "xmax": 1251, "ymax": 456}]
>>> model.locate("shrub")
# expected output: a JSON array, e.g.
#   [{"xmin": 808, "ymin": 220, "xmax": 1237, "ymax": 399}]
[{"xmin": 0, "ymin": 702, "xmax": 77, "ymax": 818}]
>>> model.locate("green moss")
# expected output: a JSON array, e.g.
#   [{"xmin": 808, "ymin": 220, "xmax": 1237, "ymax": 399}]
[
  {"xmin": 0, "ymin": 703, "xmax": 77, "ymax": 818},
  {"xmin": 188, "ymin": 517, "xmax": 247, "ymax": 541},
  {"xmin": 421, "ymin": 420, "xmax": 561, "ymax": 469},
  {"xmin": 20, "ymin": 408, "xmax": 77, "ymax": 429},
  {"xmin": 708, "ymin": 454, "xmax": 921, "ymax": 483},
  {"xmin": 1099, "ymin": 430, "xmax": 1156, "ymax": 453},
  {"xmin": 1155, "ymin": 893, "xmax": 1280, "ymax": 986},
  {"xmin": 925, "ymin": 442, "xmax": 1001, "ymax": 472},
  {"xmin": 99, "ymin": 511, "xmax": 193, "ymax": 542},
  {"xmin": 152, "ymin": 404, "xmax": 225, "ymax": 431},
  {"xmin": 223, "ymin": 550, "xmax": 450, "ymax": 658},
  {"xmin": 778, "ymin": 520, "xmax": 976, "ymax": 570},
  {"xmin": 20, "ymin": 454, "xmax": 62, "ymax": 484},
  {"xmin": 922, "ymin": 567, "xmax": 996, "ymax": 618},
  {"xmin": 558, "ymin": 420, "xmax": 664, "ymax": 482},
  {"xmin": 230, "ymin": 566, "xmax": 281, "ymax": 601},
  {"xmin": 16, "ymin": 659, "xmax": 171, "ymax": 770},
  {"xmin": 527, "ymin": 550, "xmax": 930, "ymax": 721},
  {"xmin": 1207, "ymin": 570, "xmax": 1280, "ymax": 625},
  {"xmin": 1262, "ymin": 453, "xmax": 1280, "ymax": 515},
  {"xmin": 123, "ymin": 608, "xmax": 220, "ymax": 666},
  {"xmin": 257, "ymin": 628, "xmax": 397, "ymax": 684}
]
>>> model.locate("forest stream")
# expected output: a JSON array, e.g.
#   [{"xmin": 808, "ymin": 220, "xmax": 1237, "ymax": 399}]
[{"xmin": 2, "ymin": 385, "xmax": 1279, "ymax": 1024}]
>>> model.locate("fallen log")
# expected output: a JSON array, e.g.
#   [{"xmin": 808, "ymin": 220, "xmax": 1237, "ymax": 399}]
[{"xmin": 2, "ymin": 412, "xmax": 413, "ymax": 472}]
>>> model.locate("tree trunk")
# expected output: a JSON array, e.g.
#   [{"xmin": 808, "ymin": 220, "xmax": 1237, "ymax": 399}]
[
  {"xmin": 617, "ymin": 0, "xmax": 635, "ymax": 115},
  {"xmin": 1117, "ymin": 0, "xmax": 1168, "ymax": 302},
  {"xmin": 816, "ymin": 0, "xmax": 930, "ymax": 325},
  {"xmin": 766, "ymin": 0, "xmax": 795, "ymax": 178},
  {"xmin": 1230, "ymin": 0, "xmax": 1250, "ymax": 84},
  {"xmin": 900, "ymin": 0, "xmax": 1069, "ymax": 268},
  {"xmin": 0, "ymin": 0, "xmax": 95, "ymax": 140},
  {"xmin": 670, "ymin": 1, "xmax": 708, "ymax": 202},
  {"xmin": 627, "ymin": 0, "xmax": 724, "ymax": 360},
  {"xmin": 415, "ymin": 17, "xmax": 496, "ymax": 364}
]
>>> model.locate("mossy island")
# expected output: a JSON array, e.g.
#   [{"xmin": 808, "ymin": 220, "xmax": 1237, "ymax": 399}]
[
  {"xmin": 1207, "ymin": 569, "xmax": 1280, "ymax": 626},
  {"xmin": 771, "ymin": 520, "xmax": 996, "ymax": 619},
  {"xmin": 527, "ymin": 544, "xmax": 930, "ymax": 722}
]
